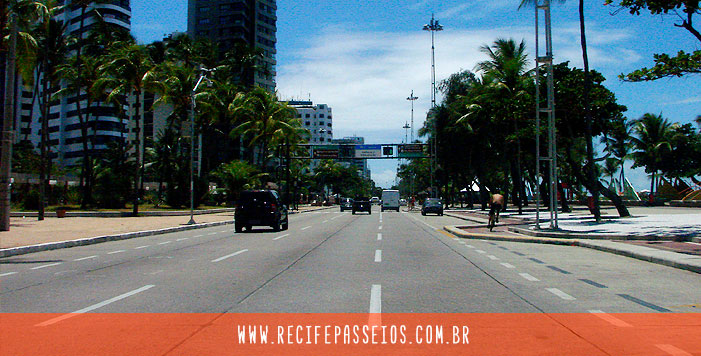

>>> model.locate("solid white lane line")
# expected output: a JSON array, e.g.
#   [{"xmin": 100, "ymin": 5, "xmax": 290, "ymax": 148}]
[
  {"xmin": 519, "ymin": 273, "xmax": 539, "ymax": 281},
  {"xmin": 273, "ymin": 233, "xmax": 290, "ymax": 241},
  {"xmin": 369, "ymin": 284, "xmax": 382, "ymax": 313},
  {"xmin": 377, "ymin": 233, "xmax": 382, "ymax": 241},
  {"xmin": 656, "ymin": 344, "xmax": 693, "ymax": 356},
  {"xmin": 487, "ymin": 255, "xmax": 499, "ymax": 260},
  {"xmin": 301, "ymin": 225, "xmax": 311, "ymax": 231},
  {"xmin": 500, "ymin": 263, "xmax": 515, "ymax": 269},
  {"xmin": 588, "ymin": 310, "xmax": 632, "ymax": 327},
  {"xmin": 158, "ymin": 241, "xmax": 172, "ymax": 245},
  {"xmin": 31, "ymin": 262, "xmax": 62, "ymax": 270},
  {"xmin": 135, "ymin": 245, "xmax": 150, "ymax": 249},
  {"xmin": 36, "ymin": 285, "xmax": 155, "ymax": 327},
  {"xmin": 211, "ymin": 249, "xmax": 248, "ymax": 263},
  {"xmin": 73, "ymin": 255, "xmax": 98, "ymax": 261},
  {"xmin": 107, "ymin": 250, "xmax": 126, "ymax": 255},
  {"xmin": 176, "ymin": 238, "xmax": 189, "ymax": 242},
  {"xmin": 546, "ymin": 288, "xmax": 576, "ymax": 301},
  {"xmin": 375, "ymin": 250, "xmax": 382, "ymax": 262},
  {"xmin": 476, "ymin": 250, "xmax": 486, "ymax": 254},
  {"xmin": 0, "ymin": 272, "xmax": 17, "ymax": 277}
]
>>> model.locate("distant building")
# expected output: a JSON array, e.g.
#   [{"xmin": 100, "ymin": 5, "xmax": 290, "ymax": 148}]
[
  {"xmin": 286, "ymin": 100, "xmax": 333, "ymax": 173},
  {"xmin": 14, "ymin": 0, "xmax": 132, "ymax": 168},
  {"xmin": 187, "ymin": 0, "xmax": 277, "ymax": 91},
  {"xmin": 332, "ymin": 136, "xmax": 370, "ymax": 179}
]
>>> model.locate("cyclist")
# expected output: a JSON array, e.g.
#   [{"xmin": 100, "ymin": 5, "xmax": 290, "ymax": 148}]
[{"xmin": 488, "ymin": 193, "xmax": 504, "ymax": 231}]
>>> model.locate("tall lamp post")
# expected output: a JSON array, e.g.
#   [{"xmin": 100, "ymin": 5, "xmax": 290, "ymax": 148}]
[
  {"xmin": 188, "ymin": 68, "xmax": 213, "ymax": 225},
  {"xmin": 423, "ymin": 14, "xmax": 443, "ymax": 198},
  {"xmin": 402, "ymin": 122, "xmax": 410, "ymax": 143},
  {"xmin": 406, "ymin": 90, "xmax": 418, "ymax": 143}
]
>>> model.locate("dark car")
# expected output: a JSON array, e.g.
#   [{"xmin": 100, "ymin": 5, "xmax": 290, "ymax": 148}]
[
  {"xmin": 340, "ymin": 197, "xmax": 354, "ymax": 212},
  {"xmin": 235, "ymin": 190, "xmax": 288, "ymax": 232},
  {"xmin": 352, "ymin": 196, "xmax": 372, "ymax": 215},
  {"xmin": 421, "ymin": 198, "xmax": 443, "ymax": 216}
]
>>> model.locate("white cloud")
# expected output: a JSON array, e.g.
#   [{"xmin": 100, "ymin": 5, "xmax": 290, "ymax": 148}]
[
  {"xmin": 372, "ymin": 168, "xmax": 400, "ymax": 188},
  {"xmin": 669, "ymin": 96, "xmax": 701, "ymax": 105},
  {"xmin": 277, "ymin": 24, "xmax": 639, "ymax": 186}
]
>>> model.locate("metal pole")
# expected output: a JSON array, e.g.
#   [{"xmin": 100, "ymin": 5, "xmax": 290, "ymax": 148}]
[
  {"xmin": 0, "ymin": 15, "xmax": 18, "ymax": 231},
  {"xmin": 424, "ymin": 15, "xmax": 443, "ymax": 198},
  {"xmin": 407, "ymin": 90, "xmax": 417, "ymax": 143},
  {"xmin": 534, "ymin": 1, "xmax": 541, "ymax": 229},
  {"xmin": 188, "ymin": 74, "xmax": 207, "ymax": 225}
]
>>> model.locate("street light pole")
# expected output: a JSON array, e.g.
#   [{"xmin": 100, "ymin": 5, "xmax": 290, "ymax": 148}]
[
  {"xmin": 188, "ymin": 68, "xmax": 212, "ymax": 225},
  {"xmin": 0, "ymin": 14, "xmax": 18, "ymax": 231},
  {"xmin": 402, "ymin": 122, "xmax": 410, "ymax": 144},
  {"xmin": 424, "ymin": 15, "xmax": 443, "ymax": 198},
  {"xmin": 406, "ymin": 90, "xmax": 418, "ymax": 143}
]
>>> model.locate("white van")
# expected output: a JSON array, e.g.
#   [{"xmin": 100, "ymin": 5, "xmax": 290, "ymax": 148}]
[{"xmin": 381, "ymin": 190, "xmax": 400, "ymax": 212}]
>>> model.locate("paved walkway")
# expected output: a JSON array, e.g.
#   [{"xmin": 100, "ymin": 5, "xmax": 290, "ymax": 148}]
[
  {"xmin": 0, "ymin": 206, "xmax": 326, "ymax": 249},
  {"xmin": 443, "ymin": 206, "xmax": 701, "ymax": 274}
]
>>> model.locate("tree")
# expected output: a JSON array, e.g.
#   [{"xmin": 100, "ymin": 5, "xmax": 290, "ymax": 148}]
[
  {"xmin": 604, "ymin": 0, "xmax": 701, "ymax": 80},
  {"xmin": 630, "ymin": 113, "xmax": 677, "ymax": 199},
  {"xmin": 98, "ymin": 43, "xmax": 156, "ymax": 216},
  {"xmin": 229, "ymin": 88, "xmax": 298, "ymax": 168},
  {"xmin": 212, "ymin": 160, "xmax": 266, "ymax": 203}
]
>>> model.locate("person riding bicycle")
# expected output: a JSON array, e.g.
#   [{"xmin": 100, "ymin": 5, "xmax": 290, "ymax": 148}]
[{"xmin": 488, "ymin": 193, "xmax": 504, "ymax": 231}]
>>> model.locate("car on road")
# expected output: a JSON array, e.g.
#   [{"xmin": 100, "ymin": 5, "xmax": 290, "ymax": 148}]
[
  {"xmin": 370, "ymin": 196, "xmax": 380, "ymax": 205},
  {"xmin": 339, "ymin": 197, "xmax": 354, "ymax": 212},
  {"xmin": 235, "ymin": 190, "xmax": 288, "ymax": 232},
  {"xmin": 421, "ymin": 198, "xmax": 444, "ymax": 216},
  {"xmin": 352, "ymin": 196, "xmax": 372, "ymax": 214},
  {"xmin": 381, "ymin": 190, "xmax": 400, "ymax": 212},
  {"xmin": 400, "ymin": 198, "xmax": 407, "ymax": 206}
]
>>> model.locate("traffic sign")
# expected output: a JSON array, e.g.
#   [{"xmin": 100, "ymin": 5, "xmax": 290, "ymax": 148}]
[
  {"xmin": 355, "ymin": 144, "xmax": 382, "ymax": 158},
  {"xmin": 398, "ymin": 144, "xmax": 425, "ymax": 158},
  {"xmin": 313, "ymin": 145, "xmax": 339, "ymax": 159}
]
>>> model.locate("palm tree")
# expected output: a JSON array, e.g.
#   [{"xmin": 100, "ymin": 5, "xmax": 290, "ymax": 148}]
[
  {"xmin": 475, "ymin": 38, "xmax": 531, "ymax": 213},
  {"xmin": 98, "ymin": 43, "xmax": 156, "ymax": 216},
  {"xmin": 229, "ymin": 88, "xmax": 298, "ymax": 168},
  {"xmin": 630, "ymin": 113, "xmax": 677, "ymax": 199},
  {"xmin": 602, "ymin": 116, "xmax": 633, "ymax": 191}
]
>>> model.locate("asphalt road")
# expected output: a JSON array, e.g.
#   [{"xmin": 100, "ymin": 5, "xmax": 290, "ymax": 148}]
[{"xmin": 1, "ymin": 206, "xmax": 699, "ymax": 315}]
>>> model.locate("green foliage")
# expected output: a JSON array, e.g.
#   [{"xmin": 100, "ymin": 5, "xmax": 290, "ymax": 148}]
[
  {"xmin": 212, "ymin": 160, "xmax": 266, "ymax": 203},
  {"xmin": 618, "ymin": 50, "xmax": 701, "ymax": 81},
  {"xmin": 92, "ymin": 142, "xmax": 134, "ymax": 208}
]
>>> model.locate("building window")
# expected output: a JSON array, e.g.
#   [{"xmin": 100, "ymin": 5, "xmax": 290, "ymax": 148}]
[
  {"xmin": 327, "ymin": 123, "xmax": 332, "ymax": 127},
  {"xmin": 198, "ymin": 18, "xmax": 210, "ymax": 25},
  {"xmin": 319, "ymin": 121, "xmax": 324, "ymax": 126},
  {"xmin": 305, "ymin": 114, "xmax": 310, "ymax": 118},
  {"xmin": 320, "ymin": 137, "xmax": 325, "ymax": 142},
  {"xmin": 199, "ymin": 6, "xmax": 209, "ymax": 12},
  {"xmin": 305, "ymin": 121, "xmax": 310, "ymax": 126},
  {"xmin": 319, "ymin": 114, "xmax": 325, "ymax": 118}
]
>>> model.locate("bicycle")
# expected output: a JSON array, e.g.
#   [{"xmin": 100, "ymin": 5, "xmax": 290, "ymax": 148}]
[{"xmin": 488, "ymin": 203, "xmax": 501, "ymax": 232}]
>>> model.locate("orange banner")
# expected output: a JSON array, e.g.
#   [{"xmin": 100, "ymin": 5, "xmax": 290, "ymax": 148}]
[{"xmin": 1, "ymin": 313, "xmax": 700, "ymax": 355}]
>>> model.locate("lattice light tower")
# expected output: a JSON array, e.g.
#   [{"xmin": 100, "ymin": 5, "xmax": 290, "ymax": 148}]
[
  {"xmin": 406, "ymin": 90, "xmax": 418, "ymax": 143},
  {"xmin": 534, "ymin": 0, "xmax": 559, "ymax": 229},
  {"xmin": 423, "ymin": 15, "xmax": 443, "ymax": 198}
]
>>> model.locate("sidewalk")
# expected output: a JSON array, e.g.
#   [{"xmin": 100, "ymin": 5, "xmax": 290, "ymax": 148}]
[
  {"xmin": 443, "ymin": 207, "xmax": 701, "ymax": 274},
  {"xmin": 0, "ymin": 205, "xmax": 333, "ymax": 257}
]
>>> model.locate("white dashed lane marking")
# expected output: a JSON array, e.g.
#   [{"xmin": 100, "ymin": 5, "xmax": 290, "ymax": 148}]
[
  {"xmin": 31, "ymin": 262, "xmax": 62, "ymax": 270},
  {"xmin": 0, "ymin": 272, "xmax": 17, "ymax": 277},
  {"xmin": 273, "ymin": 233, "xmax": 290, "ymax": 241},
  {"xmin": 656, "ymin": 344, "xmax": 693, "ymax": 356},
  {"xmin": 546, "ymin": 288, "xmax": 576, "ymax": 301},
  {"xmin": 301, "ymin": 226, "xmax": 311, "ymax": 231},
  {"xmin": 211, "ymin": 249, "xmax": 248, "ymax": 263},
  {"xmin": 476, "ymin": 250, "xmax": 486, "ymax": 254},
  {"xmin": 500, "ymin": 263, "xmax": 515, "ymax": 269},
  {"xmin": 588, "ymin": 310, "xmax": 632, "ymax": 327},
  {"xmin": 36, "ymin": 285, "xmax": 155, "ymax": 326},
  {"xmin": 519, "ymin": 273, "xmax": 539, "ymax": 281},
  {"xmin": 375, "ymin": 250, "xmax": 382, "ymax": 263},
  {"xmin": 73, "ymin": 255, "xmax": 97, "ymax": 261},
  {"xmin": 158, "ymin": 241, "xmax": 172, "ymax": 245},
  {"xmin": 487, "ymin": 255, "xmax": 499, "ymax": 260},
  {"xmin": 107, "ymin": 250, "xmax": 126, "ymax": 255},
  {"xmin": 377, "ymin": 233, "xmax": 382, "ymax": 241},
  {"xmin": 135, "ymin": 245, "xmax": 150, "ymax": 249},
  {"xmin": 176, "ymin": 238, "xmax": 189, "ymax": 242}
]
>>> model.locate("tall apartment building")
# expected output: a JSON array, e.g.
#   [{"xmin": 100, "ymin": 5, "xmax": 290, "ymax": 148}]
[
  {"xmin": 15, "ymin": 0, "xmax": 132, "ymax": 168},
  {"xmin": 187, "ymin": 0, "xmax": 277, "ymax": 91},
  {"xmin": 331, "ymin": 136, "xmax": 370, "ymax": 179},
  {"xmin": 286, "ymin": 100, "xmax": 333, "ymax": 173}
]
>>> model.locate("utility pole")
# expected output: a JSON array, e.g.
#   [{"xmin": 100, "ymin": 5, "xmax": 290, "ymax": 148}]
[
  {"xmin": 0, "ymin": 15, "xmax": 18, "ymax": 231},
  {"xmin": 534, "ymin": 0, "xmax": 559, "ymax": 229},
  {"xmin": 406, "ymin": 90, "xmax": 418, "ymax": 143},
  {"xmin": 424, "ymin": 15, "xmax": 443, "ymax": 198}
]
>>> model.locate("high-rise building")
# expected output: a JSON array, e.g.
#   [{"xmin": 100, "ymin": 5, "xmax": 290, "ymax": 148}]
[
  {"xmin": 331, "ymin": 136, "xmax": 370, "ymax": 179},
  {"xmin": 15, "ymin": 0, "xmax": 132, "ymax": 167},
  {"xmin": 187, "ymin": 0, "xmax": 277, "ymax": 91},
  {"xmin": 286, "ymin": 100, "xmax": 333, "ymax": 173}
]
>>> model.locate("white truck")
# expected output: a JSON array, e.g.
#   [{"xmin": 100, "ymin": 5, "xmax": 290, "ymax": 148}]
[{"xmin": 381, "ymin": 190, "xmax": 400, "ymax": 212}]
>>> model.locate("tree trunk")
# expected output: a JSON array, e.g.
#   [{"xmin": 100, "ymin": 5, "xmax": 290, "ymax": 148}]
[
  {"xmin": 579, "ymin": 0, "xmax": 601, "ymax": 222},
  {"xmin": 0, "ymin": 16, "xmax": 18, "ymax": 231},
  {"xmin": 38, "ymin": 57, "xmax": 49, "ymax": 221}
]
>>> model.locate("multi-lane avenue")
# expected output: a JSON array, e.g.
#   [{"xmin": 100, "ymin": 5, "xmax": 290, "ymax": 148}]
[{"xmin": 1, "ymin": 207, "xmax": 699, "ymax": 315}]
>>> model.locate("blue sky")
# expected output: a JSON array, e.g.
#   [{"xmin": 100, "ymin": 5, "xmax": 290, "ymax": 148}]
[{"xmin": 131, "ymin": 1, "xmax": 701, "ymax": 190}]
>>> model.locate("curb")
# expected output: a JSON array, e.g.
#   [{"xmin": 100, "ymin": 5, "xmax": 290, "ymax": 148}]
[
  {"xmin": 508, "ymin": 226, "xmax": 691, "ymax": 242},
  {"xmin": 0, "ymin": 206, "xmax": 335, "ymax": 258},
  {"xmin": 10, "ymin": 208, "xmax": 236, "ymax": 218},
  {"xmin": 442, "ymin": 225, "xmax": 700, "ymax": 274}
]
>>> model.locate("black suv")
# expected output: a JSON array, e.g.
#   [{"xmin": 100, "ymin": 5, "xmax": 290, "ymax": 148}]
[
  {"xmin": 352, "ymin": 196, "xmax": 372, "ymax": 215},
  {"xmin": 235, "ymin": 190, "xmax": 288, "ymax": 232}
]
